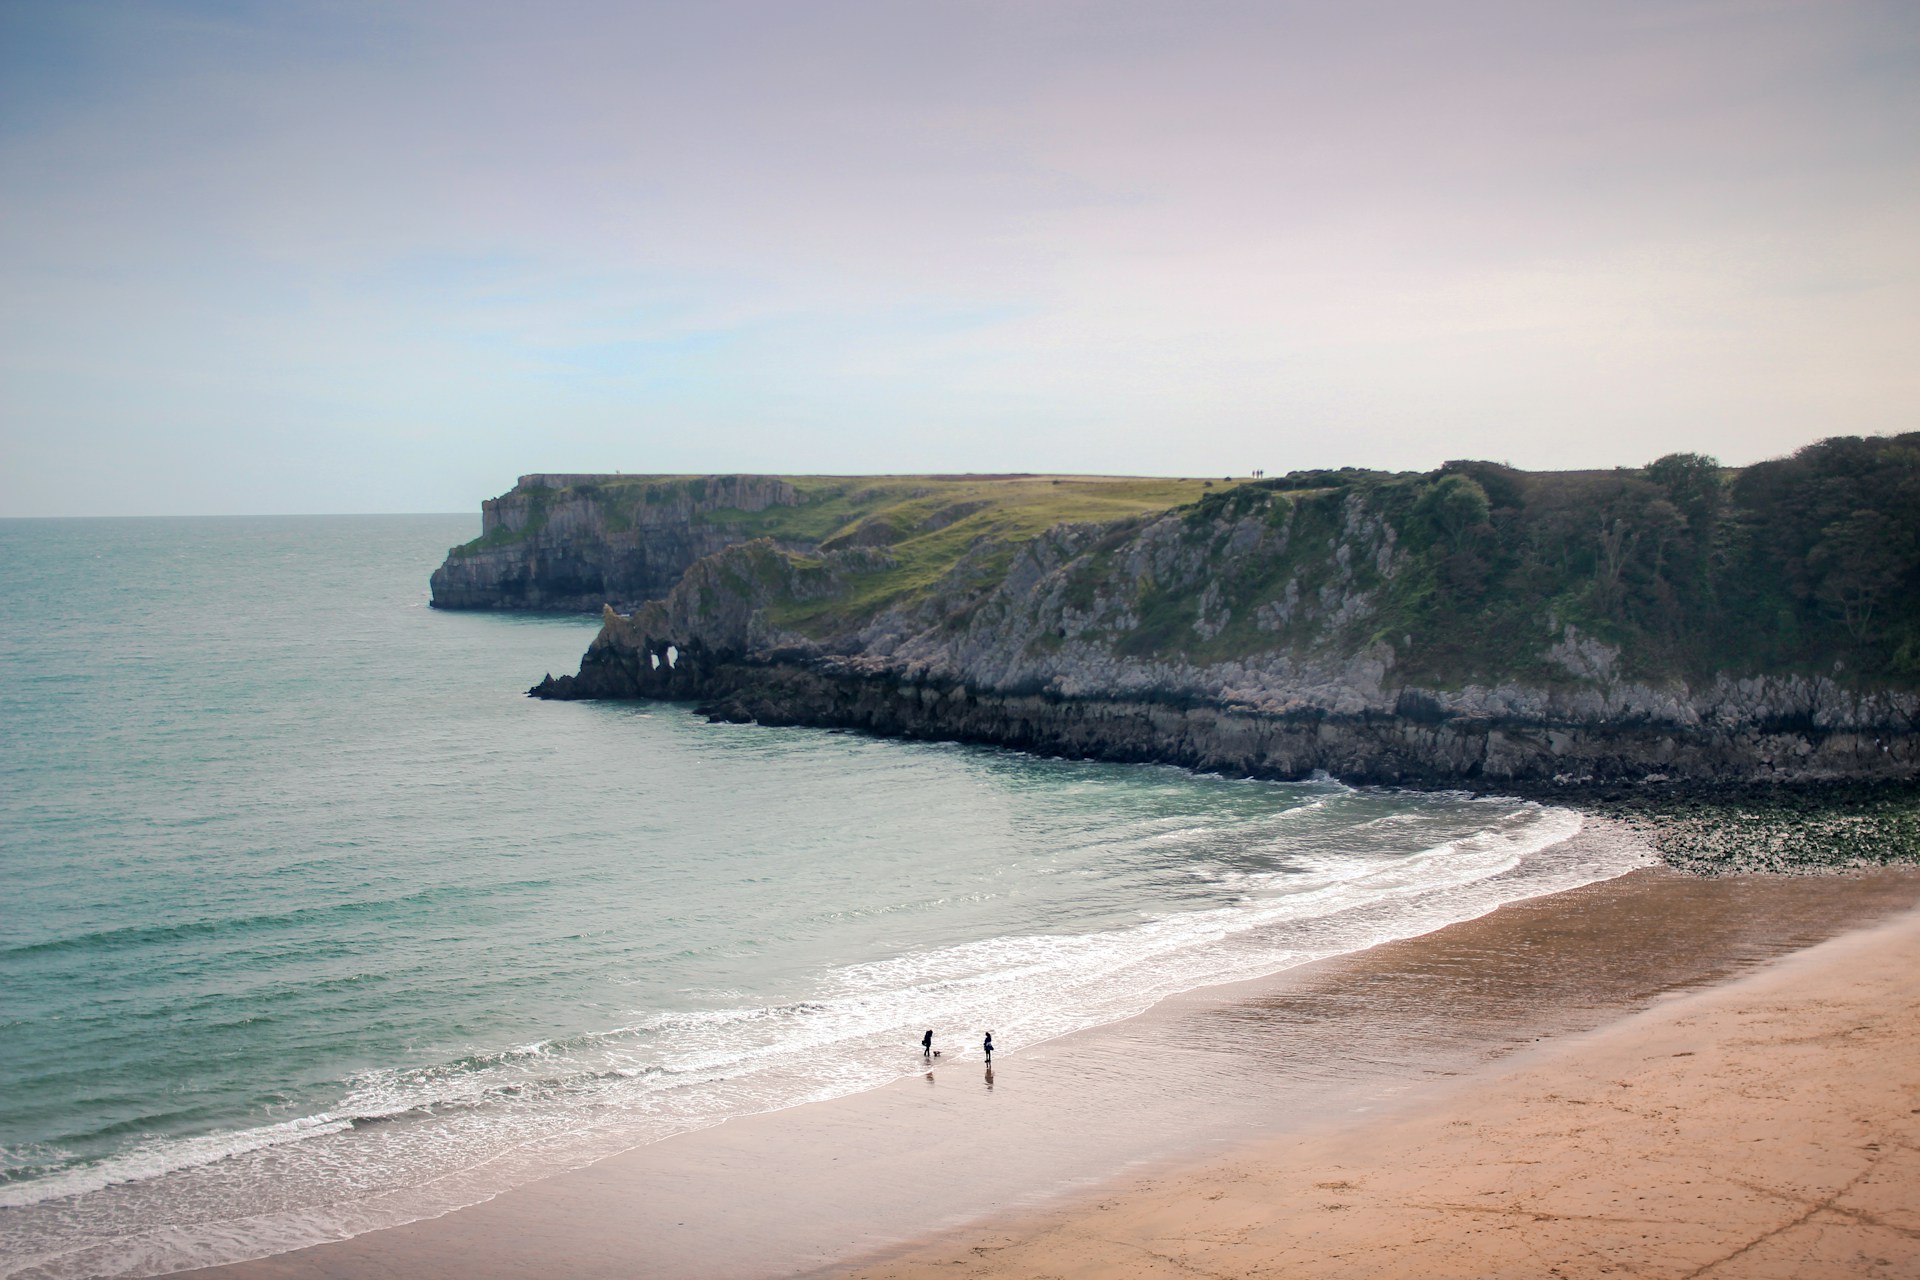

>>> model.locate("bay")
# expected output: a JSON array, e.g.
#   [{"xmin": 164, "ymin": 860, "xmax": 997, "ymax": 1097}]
[{"xmin": 0, "ymin": 516, "xmax": 1637, "ymax": 1279}]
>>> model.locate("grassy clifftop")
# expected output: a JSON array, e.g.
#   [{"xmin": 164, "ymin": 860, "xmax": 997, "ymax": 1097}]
[
  {"xmin": 451, "ymin": 470, "xmax": 1220, "ymax": 608},
  {"xmin": 722, "ymin": 474, "xmax": 1230, "ymax": 627},
  {"xmin": 640, "ymin": 435, "xmax": 1920, "ymax": 691},
  {"xmin": 452, "ymin": 473, "xmax": 1219, "ymax": 553}
]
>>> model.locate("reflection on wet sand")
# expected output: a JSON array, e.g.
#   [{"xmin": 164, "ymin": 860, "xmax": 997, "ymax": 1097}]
[
  {"xmin": 187, "ymin": 865, "xmax": 1920, "ymax": 1280},
  {"xmin": 853, "ymin": 893, "xmax": 1920, "ymax": 1280},
  {"xmin": 1160, "ymin": 865, "xmax": 1920, "ymax": 1095}
]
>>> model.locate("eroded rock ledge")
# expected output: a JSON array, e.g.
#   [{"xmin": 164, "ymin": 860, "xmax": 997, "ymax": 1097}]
[{"xmin": 533, "ymin": 637, "xmax": 1916, "ymax": 787}]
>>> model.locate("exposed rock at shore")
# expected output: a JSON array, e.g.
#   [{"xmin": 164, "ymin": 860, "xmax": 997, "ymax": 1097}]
[{"xmin": 533, "ymin": 629, "xmax": 1916, "ymax": 788}]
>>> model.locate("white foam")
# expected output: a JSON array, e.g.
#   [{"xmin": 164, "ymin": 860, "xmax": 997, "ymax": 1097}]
[
  {"xmin": 0, "ymin": 1115, "xmax": 353, "ymax": 1211},
  {"xmin": 0, "ymin": 801, "xmax": 1647, "ymax": 1280}
]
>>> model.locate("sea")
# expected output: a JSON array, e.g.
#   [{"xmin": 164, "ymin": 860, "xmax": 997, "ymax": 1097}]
[{"xmin": 0, "ymin": 515, "xmax": 1648, "ymax": 1279}]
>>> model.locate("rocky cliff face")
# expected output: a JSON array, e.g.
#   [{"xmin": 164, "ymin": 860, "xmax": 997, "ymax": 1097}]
[
  {"xmin": 430, "ymin": 474, "xmax": 800, "ymax": 612},
  {"xmin": 529, "ymin": 484, "xmax": 1920, "ymax": 787}
]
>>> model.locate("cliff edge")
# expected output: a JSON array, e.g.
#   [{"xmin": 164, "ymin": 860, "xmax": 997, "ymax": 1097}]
[
  {"xmin": 430, "ymin": 473, "xmax": 804, "ymax": 612},
  {"xmin": 525, "ymin": 438, "xmax": 1920, "ymax": 787}
]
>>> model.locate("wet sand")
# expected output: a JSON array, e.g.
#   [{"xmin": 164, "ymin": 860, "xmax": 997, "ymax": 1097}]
[
  {"xmin": 847, "ymin": 887, "xmax": 1920, "ymax": 1280},
  {"xmin": 186, "ymin": 859, "xmax": 1920, "ymax": 1280}
]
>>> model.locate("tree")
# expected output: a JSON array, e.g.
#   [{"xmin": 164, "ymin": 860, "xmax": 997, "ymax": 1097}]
[
  {"xmin": 1810, "ymin": 510, "xmax": 1915, "ymax": 644},
  {"xmin": 1645, "ymin": 452, "xmax": 1723, "ymax": 530},
  {"xmin": 1417, "ymin": 474, "xmax": 1491, "ymax": 548}
]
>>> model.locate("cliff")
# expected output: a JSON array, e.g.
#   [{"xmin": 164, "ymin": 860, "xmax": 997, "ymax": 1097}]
[
  {"xmin": 430, "ymin": 472, "xmax": 1214, "ymax": 612},
  {"xmin": 430, "ymin": 474, "xmax": 803, "ymax": 611},
  {"xmin": 526, "ymin": 437, "xmax": 1920, "ymax": 787}
]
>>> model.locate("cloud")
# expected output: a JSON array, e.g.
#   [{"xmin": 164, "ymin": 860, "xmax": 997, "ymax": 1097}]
[{"xmin": 2, "ymin": 0, "xmax": 1916, "ymax": 513}]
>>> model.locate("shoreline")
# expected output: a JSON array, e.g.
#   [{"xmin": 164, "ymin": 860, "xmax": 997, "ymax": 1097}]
[
  {"xmin": 843, "ymin": 889, "xmax": 1920, "ymax": 1279},
  {"xmin": 179, "ymin": 853, "xmax": 1920, "ymax": 1280}
]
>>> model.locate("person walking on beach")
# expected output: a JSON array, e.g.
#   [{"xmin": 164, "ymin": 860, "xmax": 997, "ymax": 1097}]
[
  {"xmin": 982, "ymin": 1030, "xmax": 993, "ymax": 1064},
  {"xmin": 922, "ymin": 1029, "xmax": 934, "ymax": 1059}
]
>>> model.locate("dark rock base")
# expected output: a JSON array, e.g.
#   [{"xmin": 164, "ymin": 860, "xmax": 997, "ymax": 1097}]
[{"xmin": 530, "ymin": 644, "xmax": 1919, "ymax": 791}]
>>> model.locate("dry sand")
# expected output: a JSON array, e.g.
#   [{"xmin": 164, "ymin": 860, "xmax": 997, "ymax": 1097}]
[{"xmin": 845, "ymin": 906, "xmax": 1920, "ymax": 1280}]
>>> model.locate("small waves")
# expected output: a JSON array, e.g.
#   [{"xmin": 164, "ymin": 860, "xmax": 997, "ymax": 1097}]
[
  {"xmin": 0, "ymin": 1116, "xmax": 354, "ymax": 1211},
  {"xmin": 0, "ymin": 797, "xmax": 1648, "ymax": 1280},
  {"xmin": 0, "ymin": 879, "xmax": 560, "ymax": 962}
]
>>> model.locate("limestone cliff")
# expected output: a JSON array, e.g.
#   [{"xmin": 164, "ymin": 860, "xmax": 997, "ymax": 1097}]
[
  {"xmin": 525, "ymin": 440, "xmax": 1920, "ymax": 787},
  {"xmin": 430, "ymin": 474, "xmax": 801, "ymax": 611}
]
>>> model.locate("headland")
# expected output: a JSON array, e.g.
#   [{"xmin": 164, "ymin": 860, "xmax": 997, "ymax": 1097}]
[{"xmin": 433, "ymin": 440, "xmax": 1918, "ymax": 792}]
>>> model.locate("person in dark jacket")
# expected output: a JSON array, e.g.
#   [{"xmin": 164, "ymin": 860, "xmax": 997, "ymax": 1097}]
[
  {"xmin": 982, "ymin": 1030, "xmax": 993, "ymax": 1063},
  {"xmin": 921, "ymin": 1029, "xmax": 934, "ymax": 1059}
]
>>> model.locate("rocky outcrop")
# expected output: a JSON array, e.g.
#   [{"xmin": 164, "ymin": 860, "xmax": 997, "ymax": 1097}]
[
  {"xmin": 430, "ymin": 474, "xmax": 801, "ymax": 612},
  {"xmin": 536, "ymin": 646, "xmax": 1917, "ymax": 787},
  {"xmin": 529, "ymin": 499, "xmax": 1920, "ymax": 787}
]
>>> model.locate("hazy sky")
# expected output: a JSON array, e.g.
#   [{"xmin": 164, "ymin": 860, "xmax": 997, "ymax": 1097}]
[{"xmin": 2, "ymin": 1, "xmax": 1916, "ymax": 515}]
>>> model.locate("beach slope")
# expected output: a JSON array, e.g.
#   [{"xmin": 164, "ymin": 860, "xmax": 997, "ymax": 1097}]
[{"xmin": 847, "ymin": 907, "xmax": 1920, "ymax": 1279}]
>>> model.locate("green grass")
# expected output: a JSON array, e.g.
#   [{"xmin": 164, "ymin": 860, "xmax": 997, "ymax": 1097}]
[
  {"xmin": 750, "ymin": 475, "xmax": 1215, "ymax": 629},
  {"xmin": 446, "ymin": 470, "xmax": 1221, "ymax": 629},
  {"xmin": 454, "ymin": 473, "xmax": 1212, "ymax": 551}
]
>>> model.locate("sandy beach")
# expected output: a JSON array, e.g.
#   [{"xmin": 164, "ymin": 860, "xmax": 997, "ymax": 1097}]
[
  {"xmin": 848, "ymin": 891, "xmax": 1920, "ymax": 1280},
  {"xmin": 19, "ymin": 7, "xmax": 1920, "ymax": 1276},
  {"xmin": 179, "ymin": 852, "xmax": 1920, "ymax": 1280}
]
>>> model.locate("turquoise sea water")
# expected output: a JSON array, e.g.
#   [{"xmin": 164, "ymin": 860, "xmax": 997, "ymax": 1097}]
[{"xmin": 0, "ymin": 516, "xmax": 1642, "ymax": 1279}]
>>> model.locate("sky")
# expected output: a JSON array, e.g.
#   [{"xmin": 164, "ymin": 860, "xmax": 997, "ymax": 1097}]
[{"xmin": 1, "ymin": 1, "xmax": 1916, "ymax": 516}]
